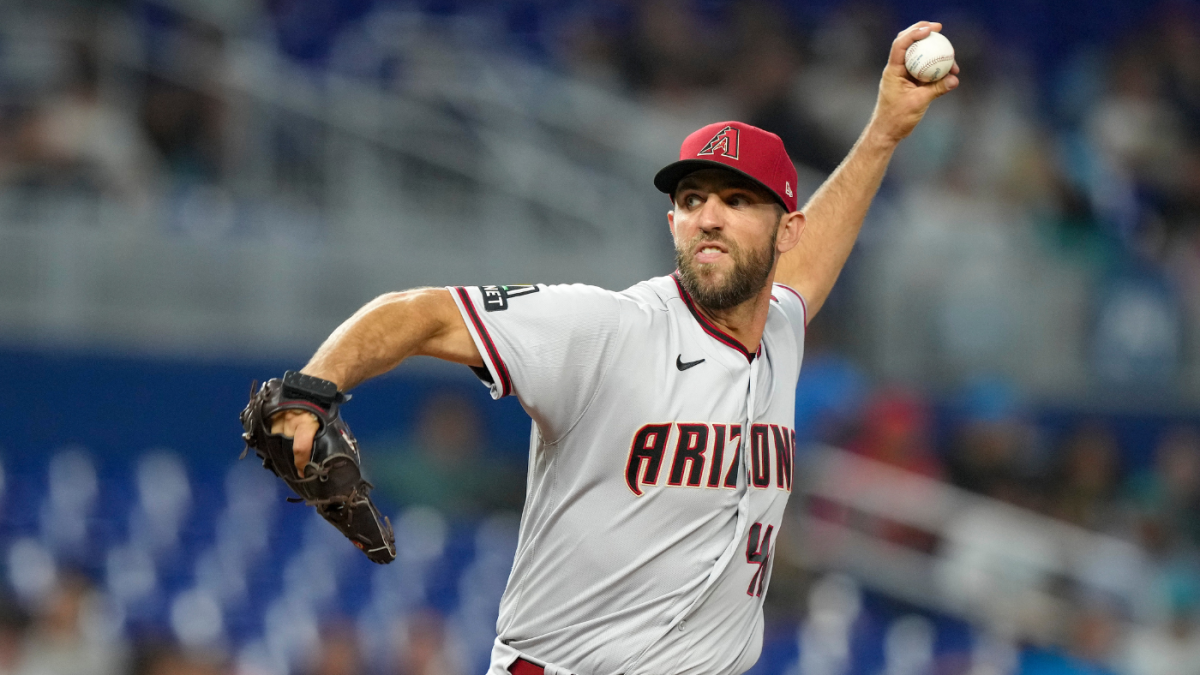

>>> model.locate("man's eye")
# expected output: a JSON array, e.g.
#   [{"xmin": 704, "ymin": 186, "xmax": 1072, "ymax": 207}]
[{"xmin": 685, "ymin": 194, "xmax": 702, "ymax": 207}]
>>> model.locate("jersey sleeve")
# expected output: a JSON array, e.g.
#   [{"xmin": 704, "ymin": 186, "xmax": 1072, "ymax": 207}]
[
  {"xmin": 449, "ymin": 284, "xmax": 622, "ymax": 440},
  {"xmin": 772, "ymin": 283, "xmax": 808, "ymax": 353}
]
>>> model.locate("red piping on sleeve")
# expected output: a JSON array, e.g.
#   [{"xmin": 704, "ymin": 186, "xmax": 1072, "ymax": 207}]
[
  {"xmin": 774, "ymin": 283, "xmax": 808, "ymax": 326},
  {"xmin": 455, "ymin": 287, "xmax": 513, "ymax": 397}
]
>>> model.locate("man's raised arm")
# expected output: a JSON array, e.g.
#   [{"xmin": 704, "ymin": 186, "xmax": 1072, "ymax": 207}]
[
  {"xmin": 775, "ymin": 21, "xmax": 959, "ymax": 321},
  {"xmin": 274, "ymin": 287, "xmax": 481, "ymax": 467}
]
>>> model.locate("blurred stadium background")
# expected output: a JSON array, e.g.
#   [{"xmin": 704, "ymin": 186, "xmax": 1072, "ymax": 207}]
[{"xmin": 1, "ymin": 0, "xmax": 1200, "ymax": 673}]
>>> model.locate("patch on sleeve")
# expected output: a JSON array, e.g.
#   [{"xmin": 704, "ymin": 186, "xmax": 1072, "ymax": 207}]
[{"xmin": 479, "ymin": 284, "xmax": 540, "ymax": 312}]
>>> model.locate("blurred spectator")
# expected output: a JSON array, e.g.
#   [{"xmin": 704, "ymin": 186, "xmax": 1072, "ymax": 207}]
[
  {"xmin": 1126, "ymin": 427, "xmax": 1200, "ymax": 552},
  {"xmin": 0, "ymin": 595, "xmax": 28, "ymax": 675},
  {"xmin": 946, "ymin": 379, "xmax": 1043, "ymax": 510},
  {"xmin": 847, "ymin": 388, "xmax": 942, "ymax": 551},
  {"xmin": 6, "ymin": 39, "xmax": 159, "ymax": 205},
  {"xmin": 725, "ymin": 1, "xmax": 845, "ymax": 174},
  {"xmin": 137, "ymin": 12, "xmax": 227, "ymax": 186},
  {"xmin": 392, "ymin": 608, "xmax": 464, "ymax": 675},
  {"xmin": 373, "ymin": 391, "xmax": 523, "ymax": 517},
  {"xmin": 1029, "ymin": 148, "xmax": 1114, "ymax": 272},
  {"xmin": 129, "ymin": 639, "xmax": 227, "ymax": 675},
  {"xmin": 1018, "ymin": 602, "xmax": 1122, "ymax": 675},
  {"xmin": 793, "ymin": 318, "xmax": 869, "ymax": 447},
  {"xmin": 936, "ymin": 502, "xmax": 1063, "ymax": 641},
  {"xmin": 793, "ymin": 3, "xmax": 893, "ymax": 151},
  {"xmin": 1091, "ymin": 275, "xmax": 1183, "ymax": 387},
  {"xmin": 140, "ymin": 75, "xmax": 223, "ymax": 185},
  {"xmin": 14, "ymin": 571, "xmax": 126, "ymax": 675},
  {"xmin": 846, "ymin": 388, "xmax": 941, "ymax": 479},
  {"xmin": 1086, "ymin": 35, "xmax": 1190, "ymax": 247},
  {"xmin": 301, "ymin": 621, "xmax": 361, "ymax": 675},
  {"xmin": 616, "ymin": 0, "xmax": 725, "ymax": 103},
  {"xmin": 1123, "ymin": 570, "xmax": 1200, "ymax": 675},
  {"xmin": 1157, "ymin": 4, "xmax": 1200, "ymax": 140},
  {"xmin": 1047, "ymin": 423, "xmax": 1121, "ymax": 530},
  {"xmin": 795, "ymin": 573, "xmax": 863, "ymax": 675},
  {"xmin": 552, "ymin": 4, "xmax": 626, "ymax": 89}
]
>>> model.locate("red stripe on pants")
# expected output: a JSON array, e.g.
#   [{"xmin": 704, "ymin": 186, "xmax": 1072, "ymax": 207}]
[{"xmin": 508, "ymin": 657, "xmax": 544, "ymax": 675}]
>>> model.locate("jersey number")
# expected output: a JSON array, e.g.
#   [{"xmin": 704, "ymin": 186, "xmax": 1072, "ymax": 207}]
[{"xmin": 746, "ymin": 522, "xmax": 773, "ymax": 597}]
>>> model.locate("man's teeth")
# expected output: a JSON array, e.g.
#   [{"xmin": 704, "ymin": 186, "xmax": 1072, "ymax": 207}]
[{"xmin": 700, "ymin": 247, "xmax": 721, "ymax": 253}]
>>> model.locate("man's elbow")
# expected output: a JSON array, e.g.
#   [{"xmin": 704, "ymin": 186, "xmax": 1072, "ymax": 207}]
[{"xmin": 366, "ymin": 287, "xmax": 443, "ymax": 313}]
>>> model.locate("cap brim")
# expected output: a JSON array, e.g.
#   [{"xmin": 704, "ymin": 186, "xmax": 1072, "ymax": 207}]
[{"xmin": 653, "ymin": 159, "xmax": 788, "ymax": 210}]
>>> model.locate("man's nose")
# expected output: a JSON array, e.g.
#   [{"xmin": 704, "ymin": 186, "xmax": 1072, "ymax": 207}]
[{"xmin": 696, "ymin": 195, "xmax": 725, "ymax": 231}]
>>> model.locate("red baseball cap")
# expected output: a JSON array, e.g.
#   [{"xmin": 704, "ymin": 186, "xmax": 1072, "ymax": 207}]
[{"xmin": 654, "ymin": 121, "xmax": 799, "ymax": 213}]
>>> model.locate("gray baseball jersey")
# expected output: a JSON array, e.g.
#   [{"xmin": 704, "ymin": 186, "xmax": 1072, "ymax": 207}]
[{"xmin": 448, "ymin": 273, "xmax": 807, "ymax": 675}]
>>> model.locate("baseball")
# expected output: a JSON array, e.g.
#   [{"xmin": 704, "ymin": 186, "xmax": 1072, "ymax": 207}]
[{"xmin": 905, "ymin": 31, "xmax": 955, "ymax": 83}]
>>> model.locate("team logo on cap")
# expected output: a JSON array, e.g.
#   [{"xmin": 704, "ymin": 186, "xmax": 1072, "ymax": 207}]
[{"xmin": 697, "ymin": 125, "xmax": 740, "ymax": 160}]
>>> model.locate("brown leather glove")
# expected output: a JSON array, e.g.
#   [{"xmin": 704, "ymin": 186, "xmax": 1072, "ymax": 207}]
[{"xmin": 240, "ymin": 371, "xmax": 396, "ymax": 564}]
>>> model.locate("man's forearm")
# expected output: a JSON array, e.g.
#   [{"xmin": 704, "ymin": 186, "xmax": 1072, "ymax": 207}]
[
  {"xmin": 302, "ymin": 291, "xmax": 432, "ymax": 390},
  {"xmin": 780, "ymin": 124, "xmax": 899, "ymax": 318},
  {"xmin": 302, "ymin": 287, "xmax": 481, "ymax": 391},
  {"xmin": 775, "ymin": 23, "xmax": 958, "ymax": 321}
]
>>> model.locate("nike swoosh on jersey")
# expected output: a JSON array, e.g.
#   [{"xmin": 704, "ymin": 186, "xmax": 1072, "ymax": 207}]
[{"xmin": 676, "ymin": 355, "xmax": 705, "ymax": 371}]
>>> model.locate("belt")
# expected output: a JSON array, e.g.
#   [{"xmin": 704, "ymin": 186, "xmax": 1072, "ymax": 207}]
[{"xmin": 508, "ymin": 657, "xmax": 545, "ymax": 675}]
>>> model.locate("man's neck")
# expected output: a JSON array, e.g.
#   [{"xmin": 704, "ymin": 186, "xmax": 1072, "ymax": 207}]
[{"xmin": 692, "ymin": 278, "xmax": 775, "ymax": 355}]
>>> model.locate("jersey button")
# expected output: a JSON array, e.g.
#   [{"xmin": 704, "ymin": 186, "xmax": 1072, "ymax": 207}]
[{"xmin": 677, "ymin": 620, "xmax": 688, "ymax": 632}]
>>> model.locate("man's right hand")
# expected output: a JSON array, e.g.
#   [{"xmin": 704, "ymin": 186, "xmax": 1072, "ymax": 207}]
[
  {"xmin": 868, "ymin": 21, "xmax": 960, "ymax": 145},
  {"xmin": 270, "ymin": 410, "xmax": 320, "ymax": 475}
]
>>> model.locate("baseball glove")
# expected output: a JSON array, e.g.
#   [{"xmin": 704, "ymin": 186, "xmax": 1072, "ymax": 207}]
[{"xmin": 239, "ymin": 371, "xmax": 396, "ymax": 564}]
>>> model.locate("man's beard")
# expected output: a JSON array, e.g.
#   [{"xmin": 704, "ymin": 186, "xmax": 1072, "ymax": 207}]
[{"xmin": 675, "ymin": 228, "xmax": 778, "ymax": 312}]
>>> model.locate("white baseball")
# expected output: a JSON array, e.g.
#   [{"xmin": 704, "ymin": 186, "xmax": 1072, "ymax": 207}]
[{"xmin": 904, "ymin": 31, "xmax": 955, "ymax": 83}]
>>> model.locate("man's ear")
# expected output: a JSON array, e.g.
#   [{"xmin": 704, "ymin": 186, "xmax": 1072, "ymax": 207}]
[
  {"xmin": 776, "ymin": 211, "xmax": 806, "ymax": 253},
  {"xmin": 667, "ymin": 209, "xmax": 676, "ymax": 237}
]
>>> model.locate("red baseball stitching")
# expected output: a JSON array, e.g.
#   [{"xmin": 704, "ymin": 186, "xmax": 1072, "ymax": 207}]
[{"xmin": 917, "ymin": 55, "xmax": 954, "ymax": 79}]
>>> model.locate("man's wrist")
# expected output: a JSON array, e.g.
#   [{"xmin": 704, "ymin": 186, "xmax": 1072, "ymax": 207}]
[
  {"xmin": 861, "ymin": 118, "xmax": 905, "ymax": 153},
  {"xmin": 299, "ymin": 366, "xmax": 347, "ymax": 393},
  {"xmin": 283, "ymin": 370, "xmax": 342, "ymax": 407}
]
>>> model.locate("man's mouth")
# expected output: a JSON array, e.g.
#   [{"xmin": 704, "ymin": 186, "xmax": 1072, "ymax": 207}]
[{"xmin": 694, "ymin": 242, "xmax": 729, "ymax": 265}]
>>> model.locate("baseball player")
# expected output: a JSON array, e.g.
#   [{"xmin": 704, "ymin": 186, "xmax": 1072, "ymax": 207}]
[{"xmin": 271, "ymin": 22, "xmax": 958, "ymax": 675}]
